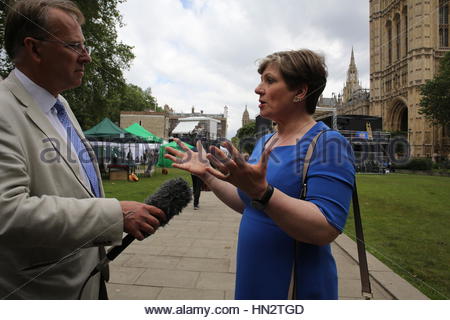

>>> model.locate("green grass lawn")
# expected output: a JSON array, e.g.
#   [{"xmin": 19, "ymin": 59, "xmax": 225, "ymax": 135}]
[
  {"xmin": 103, "ymin": 168, "xmax": 192, "ymax": 202},
  {"xmin": 103, "ymin": 170, "xmax": 449, "ymax": 299},
  {"xmin": 345, "ymin": 174, "xmax": 450, "ymax": 300}
]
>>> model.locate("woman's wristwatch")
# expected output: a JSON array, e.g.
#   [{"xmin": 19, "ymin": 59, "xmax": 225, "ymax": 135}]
[{"xmin": 251, "ymin": 184, "xmax": 274, "ymax": 211}]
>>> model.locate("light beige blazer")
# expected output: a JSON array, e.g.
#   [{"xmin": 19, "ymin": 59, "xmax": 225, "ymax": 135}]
[{"xmin": 0, "ymin": 72, "xmax": 123, "ymax": 299}]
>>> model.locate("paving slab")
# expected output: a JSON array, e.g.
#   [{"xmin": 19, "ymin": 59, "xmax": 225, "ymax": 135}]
[
  {"xmin": 176, "ymin": 257, "xmax": 230, "ymax": 272},
  {"xmin": 196, "ymin": 272, "xmax": 236, "ymax": 291},
  {"xmin": 157, "ymin": 288, "xmax": 225, "ymax": 300},
  {"xmin": 109, "ymin": 266, "xmax": 147, "ymax": 285},
  {"xmin": 137, "ymin": 268, "xmax": 200, "ymax": 288},
  {"xmin": 124, "ymin": 255, "xmax": 181, "ymax": 269},
  {"xmin": 107, "ymin": 284, "xmax": 161, "ymax": 300}
]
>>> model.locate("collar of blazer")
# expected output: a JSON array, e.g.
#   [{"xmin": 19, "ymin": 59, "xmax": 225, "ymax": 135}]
[{"xmin": 3, "ymin": 72, "xmax": 99, "ymax": 198}]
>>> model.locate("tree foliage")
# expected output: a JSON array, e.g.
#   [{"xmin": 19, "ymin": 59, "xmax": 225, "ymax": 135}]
[
  {"xmin": 0, "ymin": 0, "xmax": 160, "ymax": 129},
  {"xmin": 419, "ymin": 51, "xmax": 450, "ymax": 127},
  {"xmin": 230, "ymin": 136, "xmax": 239, "ymax": 149},
  {"xmin": 235, "ymin": 121, "xmax": 256, "ymax": 154},
  {"xmin": 236, "ymin": 121, "xmax": 256, "ymax": 139},
  {"xmin": 107, "ymin": 84, "xmax": 162, "ymax": 123},
  {"xmin": 0, "ymin": 1, "xmax": 13, "ymax": 76}
]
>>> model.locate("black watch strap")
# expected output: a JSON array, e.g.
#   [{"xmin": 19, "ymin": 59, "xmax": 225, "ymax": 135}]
[{"xmin": 251, "ymin": 184, "xmax": 274, "ymax": 210}]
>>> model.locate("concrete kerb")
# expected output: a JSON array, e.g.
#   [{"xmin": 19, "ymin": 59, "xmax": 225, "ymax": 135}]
[{"xmin": 334, "ymin": 234, "xmax": 429, "ymax": 300}]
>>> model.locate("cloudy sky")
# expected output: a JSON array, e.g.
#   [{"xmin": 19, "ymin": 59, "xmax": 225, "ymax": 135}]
[{"xmin": 117, "ymin": 0, "xmax": 370, "ymax": 138}]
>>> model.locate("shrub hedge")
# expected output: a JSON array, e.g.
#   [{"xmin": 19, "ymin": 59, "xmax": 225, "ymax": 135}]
[{"xmin": 393, "ymin": 158, "xmax": 433, "ymax": 170}]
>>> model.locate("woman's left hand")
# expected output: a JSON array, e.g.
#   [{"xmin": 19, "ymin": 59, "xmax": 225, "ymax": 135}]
[{"xmin": 206, "ymin": 141, "xmax": 271, "ymax": 199}]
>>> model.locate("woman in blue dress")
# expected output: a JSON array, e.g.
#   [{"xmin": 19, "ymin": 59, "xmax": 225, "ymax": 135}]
[{"xmin": 165, "ymin": 49, "xmax": 355, "ymax": 299}]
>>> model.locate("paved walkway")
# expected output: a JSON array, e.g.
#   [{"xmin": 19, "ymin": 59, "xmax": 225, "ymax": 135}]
[{"xmin": 106, "ymin": 192, "xmax": 428, "ymax": 300}]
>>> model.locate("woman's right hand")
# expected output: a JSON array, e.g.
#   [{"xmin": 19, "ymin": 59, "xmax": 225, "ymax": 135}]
[{"xmin": 164, "ymin": 139, "xmax": 211, "ymax": 178}]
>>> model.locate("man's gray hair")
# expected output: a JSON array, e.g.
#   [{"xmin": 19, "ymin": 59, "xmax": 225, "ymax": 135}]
[{"xmin": 4, "ymin": 0, "xmax": 85, "ymax": 60}]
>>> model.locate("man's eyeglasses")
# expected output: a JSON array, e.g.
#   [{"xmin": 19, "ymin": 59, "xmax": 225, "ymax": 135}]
[{"xmin": 35, "ymin": 38, "xmax": 92, "ymax": 56}]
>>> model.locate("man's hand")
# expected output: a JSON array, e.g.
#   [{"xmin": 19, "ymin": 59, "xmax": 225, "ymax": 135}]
[{"xmin": 119, "ymin": 201, "xmax": 166, "ymax": 240}]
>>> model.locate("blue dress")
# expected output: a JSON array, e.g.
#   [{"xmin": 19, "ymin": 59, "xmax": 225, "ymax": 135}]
[{"xmin": 236, "ymin": 122, "xmax": 355, "ymax": 299}]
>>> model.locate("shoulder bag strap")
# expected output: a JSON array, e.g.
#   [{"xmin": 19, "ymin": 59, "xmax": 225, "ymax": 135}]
[
  {"xmin": 299, "ymin": 130, "xmax": 326, "ymax": 199},
  {"xmin": 290, "ymin": 130, "xmax": 325, "ymax": 299}
]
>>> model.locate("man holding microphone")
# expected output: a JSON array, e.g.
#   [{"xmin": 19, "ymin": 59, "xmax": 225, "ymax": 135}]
[{"xmin": 0, "ymin": 0, "xmax": 164, "ymax": 299}]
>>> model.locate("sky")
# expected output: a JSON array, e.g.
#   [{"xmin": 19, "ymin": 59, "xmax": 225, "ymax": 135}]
[{"xmin": 117, "ymin": 0, "xmax": 370, "ymax": 138}]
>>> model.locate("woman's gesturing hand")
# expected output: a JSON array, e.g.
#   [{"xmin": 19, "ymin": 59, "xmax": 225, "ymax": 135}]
[
  {"xmin": 165, "ymin": 138, "xmax": 272, "ymax": 199},
  {"xmin": 164, "ymin": 139, "xmax": 211, "ymax": 178},
  {"xmin": 206, "ymin": 141, "xmax": 272, "ymax": 199}
]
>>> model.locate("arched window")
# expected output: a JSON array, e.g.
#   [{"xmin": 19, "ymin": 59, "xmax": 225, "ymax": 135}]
[
  {"xmin": 395, "ymin": 14, "xmax": 401, "ymax": 60},
  {"xmin": 440, "ymin": 0, "xmax": 449, "ymax": 47},
  {"xmin": 403, "ymin": 6, "xmax": 408, "ymax": 56},
  {"xmin": 386, "ymin": 20, "xmax": 392, "ymax": 65}
]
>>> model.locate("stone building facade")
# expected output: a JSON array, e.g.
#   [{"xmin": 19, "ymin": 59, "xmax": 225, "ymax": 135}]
[
  {"xmin": 370, "ymin": 0, "xmax": 450, "ymax": 158},
  {"xmin": 120, "ymin": 106, "xmax": 228, "ymax": 140},
  {"xmin": 120, "ymin": 111, "xmax": 169, "ymax": 139},
  {"xmin": 314, "ymin": 95, "xmax": 337, "ymax": 121},
  {"xmin": 338, "ymin": 89, "xmax": 371, "ymax": 116}
]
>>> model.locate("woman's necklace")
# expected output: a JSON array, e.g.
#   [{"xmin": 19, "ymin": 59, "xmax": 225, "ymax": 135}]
[{"xmin": 272, "ymin": 120, "xmax": 314, "ymax": 148}]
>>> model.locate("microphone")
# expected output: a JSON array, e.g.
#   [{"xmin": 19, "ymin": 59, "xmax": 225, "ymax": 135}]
[
  {"xmin": 145, "ymin": 177, "xmax": 193, "ymax": 226},
  {"xmin": 91, "ymin": 178, "xmax": 192, "ymax": 275}
]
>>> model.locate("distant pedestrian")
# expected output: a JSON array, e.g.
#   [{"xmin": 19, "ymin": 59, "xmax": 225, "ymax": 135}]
[
  {"xmin": 143, "ymin": 150, "xmax": 148, "ymax": 164},
  {"xmin": 191, "ymin": 146, "xmax": 203, "ymax": 209},
  {"xmin": 191, "ymin": 173, "xmax": 203, "ymax": 210},
  {"xmin": 145, "ymin": 149, "xmax": 156, "ymax": 176}
]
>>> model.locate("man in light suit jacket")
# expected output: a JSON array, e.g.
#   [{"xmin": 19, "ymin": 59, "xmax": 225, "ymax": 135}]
[{"xmin": 0, "ymin": 0, "xmax": 165, "ymax": 299}]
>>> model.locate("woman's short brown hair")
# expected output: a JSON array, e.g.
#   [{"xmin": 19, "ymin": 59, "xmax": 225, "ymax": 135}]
[
  {"xmin": 4, "ymin": 0, "xmax": 85, "ymax": 60},
  {"xmin": 258, "ymin": 49, "xmax": 328, "ymax": 114}
]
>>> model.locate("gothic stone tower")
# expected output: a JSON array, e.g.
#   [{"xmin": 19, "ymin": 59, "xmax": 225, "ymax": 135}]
[
  {"xmin": 242, "ymin": 105, "xmax": 250, "ymax": 127},
  {"xmin": 343, "ymin": 48, "xmax": 363, "ymax": 103},
  {"xmin": 370, "ymin": 0, "xmax": 450, "ymax": 158},
  {"xmin": 338, "ymin": 48, "xmax": 370, "ymax": 116}
]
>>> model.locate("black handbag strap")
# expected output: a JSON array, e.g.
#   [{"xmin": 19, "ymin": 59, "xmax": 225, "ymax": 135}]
[{"xmin": 291, "ymin": 130, "xmax": 372, "ymax": 299}]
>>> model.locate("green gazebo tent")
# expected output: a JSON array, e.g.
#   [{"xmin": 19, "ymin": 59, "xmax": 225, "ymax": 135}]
[
  {"xmin": 125, "ymin": 123, "xmax": 163, "ymax": 143},
  {"xmin": 84, "ymin": 118, "xmax": 142, "ymax": 142},
  {"xmin": 157, "ymin": 141, "xmax": 194, "ymax": 168}
]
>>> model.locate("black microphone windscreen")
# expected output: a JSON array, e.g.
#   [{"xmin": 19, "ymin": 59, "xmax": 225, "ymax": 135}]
[
  {"xmin": 105, "ymin": 178, "xmax": 192, "ymax": 263},
  {"xmin": 144, "ymin": 177, "xmax": 192, "ymax": 225}
]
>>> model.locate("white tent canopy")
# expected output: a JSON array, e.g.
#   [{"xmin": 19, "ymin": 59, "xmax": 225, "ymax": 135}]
[
  {"xmin": 179, "ymin": 116, "xmax": 220, "ymax": 123},
  {"xmin": 171, "ymin": 116, "xmax": 221, "ymax": 138},
  {"xmin": 171, "ymin": 121, "xmax": 199, "ymax": 134}
]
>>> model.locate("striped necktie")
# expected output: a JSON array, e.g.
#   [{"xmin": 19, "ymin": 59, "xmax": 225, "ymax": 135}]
[{"xmin": 53, "ymin": 99, "xmax": 100, "ymax": 197}]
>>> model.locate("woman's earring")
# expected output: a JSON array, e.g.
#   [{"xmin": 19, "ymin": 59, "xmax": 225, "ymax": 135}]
[{"xmin": 293, "ymin": 95, "xmax": 302, "ymax": 103}]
